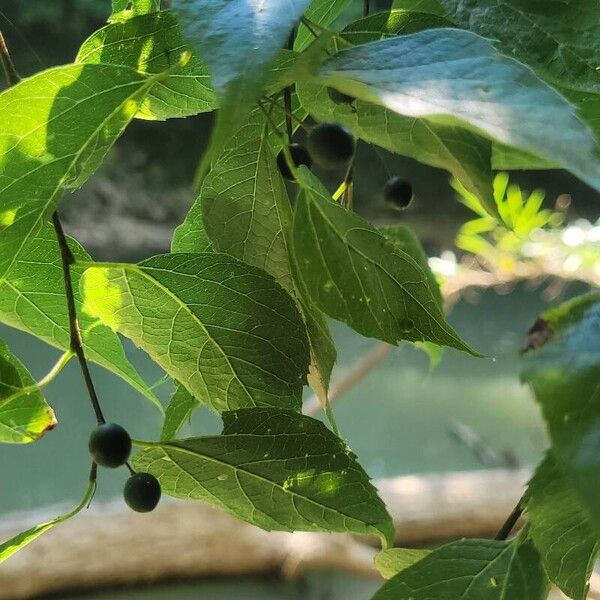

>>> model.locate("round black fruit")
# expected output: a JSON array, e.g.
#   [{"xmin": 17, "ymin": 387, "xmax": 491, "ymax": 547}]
[
  {"xmin": 327, "ymin": 87, "xmax": 355, "ymax": 105},
  {"xmin": 276, "ymin": 143, "xmax": 312, "ymax": 181},
  {"xmin": 124, "ymin": 472, "xmax": 161, "ymax": 513},
  {"xmin": 88, "ymin": 423, "xmax": 132, "ymax": 468},
  {"xmin": 307, "ymin": 122, "xmax": 355, "ymax": 169},
  {"xmin": 383, "ymin": 177, "xmax": 413, "ymax": 210}
]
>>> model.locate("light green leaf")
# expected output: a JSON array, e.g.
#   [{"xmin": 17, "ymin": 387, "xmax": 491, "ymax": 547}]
[
  {"xmin": 110, "ymin": 0, "xmax": 161, "ymax": 22},
  {"xmin": 0, "ymin": 477, "xmax": 95, "ymax": 564},
  {"xmin": 0, "ymin": 338, "xmax": 56, "ymax": 444},
  {"xmin": 161, "ymin": 383, "xmax": 199, "ymax": 441},
  {"xmin": 0, "ymin": 223, "xmax": 160, "ymax": 409},
  {"xmin": 171, "ymin": 0, "xmax": 309, "ymax": 125},
  {"xmin": 0, "ymin": 62, "xmax": 166, "ymax": 282},
  {"xmin": 291, "ymin": 169, "xmax": 474, "ymax": 354},
  {"xmin": 77, "ymin": 11, "xmax": 217, "ymax": 120},
  {"xmin": 525, "ymin": 454, "xmax": 599, "ymax": 600},
  {"xmin": 316, "ymin": 29, "xmax": 600, "ymax": 192},
  {"xmin": 295, "ymin": 0, "xmax": 352, "ymax": 51},
  {"xmin": 133, "ymin": 407, "xmax": 394, "ymax": 546},
  {"xmin": 297, "ymin": 83, "xmax": 494, "ymax": 214},
  {"xmin": 81, "ymin": 253, "xmax": 310, "ymax": 414},
  {"xmin": 371, "ymin": 537, "xmax": 549, "ymax": 600},
  {"xmin": 521, "ymin": 294, "xmax": 600, "ymax": 532},
  {"xmin": 391, "ymin": 0, "xmax": 447, "ymax": 15},
  {"xmin": 375, "ymin": 548, "xmax": 431, "ymax": 580}
]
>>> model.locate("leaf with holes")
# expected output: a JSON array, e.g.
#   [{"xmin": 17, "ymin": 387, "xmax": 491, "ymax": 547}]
[
  {"xmin": 133, "ymin": 407, "xmax": 394, "ymax": 546},
  {"xmin": 81, "ymin": 253, "xmax": 310, "ymax": 414}
]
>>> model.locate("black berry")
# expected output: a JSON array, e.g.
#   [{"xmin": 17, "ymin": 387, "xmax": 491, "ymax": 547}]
[
  {"xmin": 383, "ymin": 177, "xmax": 413, "ymax": 210},
  {"xmin": 327, "ymin": 87, "xmax": 355, "ymax": 105},
  {"xmin": 88, "ymin": 423, "xmax": 131, "ymax": 468},
  {"xmin": 307, "ymin": 122, "xmax": 355, "ymax": 169},
  {"xmin": 124, "ymin": 472, "xmax": 161, "ymax": 513},
  {"xmin": 276, "ymin": 143, "xmax": 312, "ymax": 181}
]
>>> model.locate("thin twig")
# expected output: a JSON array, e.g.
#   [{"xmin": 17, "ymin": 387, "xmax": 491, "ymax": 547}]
[
  {"xmin": 261, "ymin": 94, "xmax": 309, "ymax": 131},
  {"xmin": 52, "ymin": 212, "xmax": 106, "ymax": 425},
  {"xmin": 363, "ymin": 0, "xmax": 371, "ymax": 17},
  {"xmin": 495, "ymin": 496, "xmax": 524, "ymax": 540},
  {"xmin": 284, "ymin": 28, "xmax": 295, "ymax": 141},
  {"xmin": 0, "ymin": 30, "xmax": 20, "ymax": 86}
]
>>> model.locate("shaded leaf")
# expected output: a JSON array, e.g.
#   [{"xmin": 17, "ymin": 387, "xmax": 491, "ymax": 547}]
[
  {"xmin": 391, "ymin": 0, "xmax": 447, "ymax": 15},
  {"xmin": 81, "ymin": 253, "xmax": 310, "ymax": 413},
  {"xmin": 525, "ymin": 454, "xmax": 599, "ymax": 600},
  {"xmin": 133, "ymin": 407, "xmax": 394, "ymax": 546},
  {"xmin": 77, "ymin": 11, "xmax": 217, "ymax": 120},
  {"xmin": 316, "ymin": 29, "xmax": 600, "ymax": 192},
  {"xmin": 371, "ymin": 537, "xmax": 549, "ymax": 600},
  {"xmin": 161, "ymin": 383, "xmax": 199, "ymax": 441},
  {"xmin": 0, "ymin": 63, "xmax": 166, "ymax": 282},
  {"xmin": 0, "ymin": 223, "xmax": 160, "ymax": 409},
  {"xmin": 291, "ymin": 169, "xmax": 474, "ymax": 353},
  {"xmin": 295, "ymin": 0, "xmax": 352, "ymax": 51},
  {"xmin": 521, "ymin": 294, "xmax": 600, "ymax": 532},
  {"xmin": 0, "ymin": 339, "xmax": 56, "ymax": 444}
]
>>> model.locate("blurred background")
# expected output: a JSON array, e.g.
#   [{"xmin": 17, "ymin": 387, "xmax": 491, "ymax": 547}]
[{"xmin": 0, "ymin": 1, "xmax": 599, "ymax": 599}]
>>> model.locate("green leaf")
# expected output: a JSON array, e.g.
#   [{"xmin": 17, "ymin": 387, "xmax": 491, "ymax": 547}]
[
  {"xmin": 371, "ymin": 537, "xmax": 549, "ymax": 600},
  {"xmin": 316, "ymin": 29, "xmax": 600, "ymax": 192},
  {"xmin": 341, "ymin": 9, "xmax": 454, "ymax": 45},
  {"xmin": 81, "ymin": 253, "xmax": 310, "ymax": 414},
  {"xmin": 110, "ymin": 0, "xmax": 161, "ymax": 22},
  {"xmin": 0, "ymin": 477, "xmax": 95, "ymax": 564},
  {"xmin": 297, "ymin": 83, "xmax": 495, "ymax": 214},
  {"xmin": 171, "ymin": 0, "xmax": 310, "ymax": 124},
  {"xmin": 521, "ymin": 294, "xmax": 600, "ymax": 532},
  {"xmin": 375, "ymin": 548, "xmax": 431, "ymax": 579},
  {"xmin": 291, "ymin": 169, "xmax": 474, "ymax": 354},
  {"xmin": 525, "ymin": 454, "xmax": 599, "ymax": 600},
  {"xmin": 0, "ymin": 338, "xmax": 56, "ymax": 444},
  {"xmin": 77, "ymin": 11, "xmax": 217, "ymax": 120},
  {"xmin": 295, "ymin": 0, "xmax": 352, "ymax": 51},
  {"xmin": 0, "ymin": 63, "xmax": 166, "ymax": 282},
  {"xmin": 161, "ymin": 383, "xmax": 199, "ymax": 441},
  {"xmin": 391, "ymin": 0, "xmax": 447, "ymax": 16},
  {"xmin": 173, "ymin": 108, "xmax": 336, "ymax": 402},
  {"xmin": 133, "ymin": 407, "xmax": 394, "ymax": 546},
  {"xmin": 0, "ymin": 223, "xmax": 160, "ymax": 410}
]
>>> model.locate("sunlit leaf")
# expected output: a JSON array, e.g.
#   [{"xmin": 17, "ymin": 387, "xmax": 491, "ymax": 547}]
[
  {"xmin": 77, "ymin": 11, "xmax": 217, "ymax": 120},
  {"xmin": 375, "ymin": 548, "xmax": 431, "ymax": 579},
  {"xmin": 161, "ymin": 383, "xmax": 199, "ymax": 441},
  {"xmin": 81, "ymin": 253, "xmax": 310, "ymax": 413},
  {"xmin": 0, "ymin": 338, "xmax": 56, "ymax": 444},
  {"xmin": 133, "ymin": 408, "xmax": 394, "ymax": 546}
]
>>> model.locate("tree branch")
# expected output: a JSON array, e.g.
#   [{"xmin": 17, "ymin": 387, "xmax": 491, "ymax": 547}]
[{"xmin": 51, "ymin": 212, "xmax": 105, "ymax": 426}]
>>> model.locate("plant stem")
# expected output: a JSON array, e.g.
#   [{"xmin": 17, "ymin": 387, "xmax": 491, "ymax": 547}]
[
  {"xmin": 284, "ymin": 29, "xmax": 295, "ymax": 141},
  {"xmin": 495, "ymin": 496, "xmax": 524, "ymax": 540},
  {"xmin": 52, "ymin": 212, "xmax": 106, "ymax": 425},
  {"xmin": 363, "ymin": 0, "xmax": 371, "ymax": 17},
  {"xmin": 36, "ymin": 350, "xmax": 74, "ymax": 389},
  {"xmin": 261, "ymin": 94, "xmax": 309, "ymax": 131},
  {"xmin": 0, "ymin": 30, "xmax": 20, "ymax": 86}
]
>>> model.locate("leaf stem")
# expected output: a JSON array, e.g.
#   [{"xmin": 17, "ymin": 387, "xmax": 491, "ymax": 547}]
[
  {"xmin": 36, "ymin": 350, "xmax": 74, "ymax": 389},
  {"xmin": 363, "ymin": 0, "xmax": 371, "ymax": 17},
  {"xmin": 52, "ymin": 212, "xmax": 106, "ymax": 425},
  {"xmin": 495, "ymin": 495, "xmax": 524, "ymax": 540},
  {"xmin": 261, "ymin": 94, "xmax": 309, "ymax": 131},
  {"xmin": 0, "ymin": 30, "xmax": 20, "ymax": 86}
]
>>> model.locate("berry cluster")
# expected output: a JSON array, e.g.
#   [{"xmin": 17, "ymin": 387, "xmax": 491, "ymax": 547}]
[
  {"xmin": 89, "ymin": 423, "xmax": 161, "ymax": 513},
  {"xmin": 276, "ymin": 97, "xmax": 413, "ymax": 211}
]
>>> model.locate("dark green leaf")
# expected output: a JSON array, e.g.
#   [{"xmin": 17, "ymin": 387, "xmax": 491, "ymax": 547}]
[
  {"xmin": 77, "ymin": 11, "xmax": 217, "ymax": 120},
  {"xmin": 0, "ymin": 338, "xmax": 56, "ymax": 444},
  {"xmin": 295, "ymin": 0, "xmax": 352, "ymax": 51},
  {"xmin": 391, "ymin": 0, "xmax": 447, "ymax": 16},
  {"xmin": 291, "ymin": 170, "xmax": 474, "ymax": 353},
  {"xmin": 371, "ymin": 537, "xmax": 549, "ymax": 599},
  {"xmin": 133, "ymin": 408, "xmax": 394, "ymax": 546},
  {"xmin": 110, "ymin": 0, "xmax": 160, "ymax": 22},
  {"xmin": 81, "ymin": 253, "xmax": 310, "ymax": 413},
  {"xmin": 521, "ymin": 294, "xmax": 600, "ymax": 532},
  {"xmin": 316, "ymin": 29, "xmax": 600, "ymax": 192},
  {"xmin": 161, "ymin": 383, "xmax": 199, "ymax": 441},
  {"xmin": 525, "ymin": 454, "xmax": 599, "ymax": 600}
]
